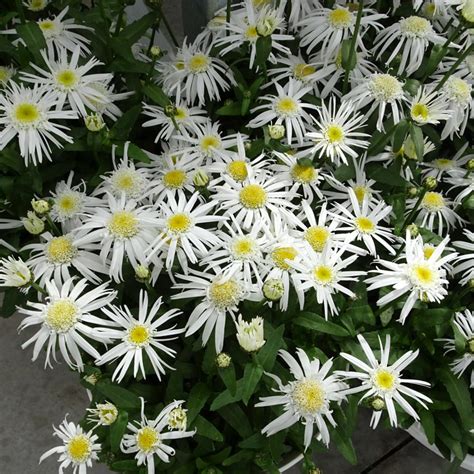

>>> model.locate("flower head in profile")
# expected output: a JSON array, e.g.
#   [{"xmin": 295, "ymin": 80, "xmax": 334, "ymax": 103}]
[
  {"xmin": 121, "ymin": 398, "xmax": 195, "ymax": 472},
  {"xmin": 40, "ymin": 417, "xmax": 101, "ymax": 474},
  {"xmin": 0, "ymin": 256, "xmax": 31, "ymax": 288},
  {"xmin": 86, "ymin": 401, "xmax": 118, "ymax": 428},
  {"xmin": 256, "ymin": 348, "xmax": 347, "ymax": 449},
  {"xmin": 236, "ymin": 315, "xmax": 266, "ymax": 352},
  {"xmin": 338, "ymin": 334, "xmax": 432, "ymax": 429}
]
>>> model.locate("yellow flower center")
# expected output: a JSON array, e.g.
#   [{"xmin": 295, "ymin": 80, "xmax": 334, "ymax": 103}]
[
  {"xmin": 275, "ymin": 96, "xmax": 298, "ymax": 117},
  {"xmin": 353, "ymin": 185, "xmax": 368, "ymax": 203},
  {"xmin": 56, "ymin": 194, "xmax": 80, "ymax": 215},
  {"xmin": 325, "ymin": 124, "xmax": 345, "ymax": 144},
  {"xmin": 433, "ymin": 158, "xmax": 453, "ymax": 170},
  {"xmin": 305, "ymin": 226, "xmax": 330, "ymax": 252},
  {"xmin": 239, "ymin": 184, "xmax": 267, "ymax": 209},
  {"xmin": 188, "ymin": 54, "xmax": 210, "ymax": 73},
  {"xmin": 423, "ymin": 245, "xmax": 435, "ymax": 259},
  {"xmin": 127, "ymin": 324, "xmax": 151, "ymax": 347},
  {"xmin": 373, "ymin": 369, "xmax": 396, "ymax": 391},
  {"xmin": 29, "ymin": 0, "xmax": 47, "ymax": 10},
  {"xmin": 231, "ymin": 237, "xmax": 257, "ymax": 259},
  {"xmin": 209, "ymin": 278, "xmax": 242, "ymax": 310},
  {"xmin": 245, "ymin": 25, "xmax": 259, "ymax": 40},
  {"xmin": 67, "ymin": 435, "xmax": 91, "ymax": 463},
  {"xmin": 411, "ymin": 103, "xmax": 429, "ymax": 122},
  {"xmin": 56, "ymin": 69, "xmax": 78, "ymax": 90},
  {"xmin": 291, "ymin": 164, "xmax": 317, "ymax": 184},
  {"xmin": 444, "ymin": 77, "xmax": 471, "ymax": 105},
  {"xmin": 369, "ymin": 74, "xmax": 403, "ymax": 102},
  {"xmin": 253, "ymin": 0, "xmax": 272, "ymax": 7},
  {"xmin": 108, "ymin": 211, "xmax": 139, "ymax": 239},
  {"xmin": 45, "ymin": 299, "xmax": 78, "ymax": 333},
  {"xmin": 292, "ymin": 379, "xmax": 325, "ymax": 414},
  {"xmin": 293, "ymin": 63, "xmax": 316, "ymax": 81},
  {"xmin": 111, "ymin": 170, "xmax": 142, "ymax": 194},
  {"xmin": 271, "ymin": 246, "xmax": 298, "ymax": 270},
  {"xmin": 46, "ymin": 236, "xmax": 77, "ymax": 264},
  {"xmin": 200, "ymin": 135, "xmax": 221, "ymax": 153},
  {"xmin": 410, "ymin": 263, "xmax": 437, "ymax": 287},
  {"xmin": 174, "ymin": 107, "xmax": 187, "ymax": 120},
  {"xmin": 313, "ymin": 265, "xmax": 334, "ymax": 285},
  {"xmin": 38, "ymin": 20, "xmax": 58, "ymax": 37},
  {"xmin": 163, "ymin": 169, "xmax": 187, "ymax": 189},
  {"xmin": 227, "ymin": 161, "xmax": 248, "ymax": 181},
  {"xmin": 14, "ymin": 103, "xmax": 41, "ymax": 125},
  {"xmin": 400, "ymin": 16, "xmax": 431, "ymax": 37},
  {"xmin": 167, "ymin": 213, "xmax": 192, "ymax": 234},
  {"xmin": 422, "ymin": 191, "xmax": 445, "ymax": 211},
  {"xmin": 328, "ymin": 8, "xmax": 353, "ymax": 29},
  {"xmin": 355, "ymin": 216, "xmax": 376, "ymax": 234},
  {"xmin": 137, "ymin": 427, "xmax": 159, "ymax": 453}
]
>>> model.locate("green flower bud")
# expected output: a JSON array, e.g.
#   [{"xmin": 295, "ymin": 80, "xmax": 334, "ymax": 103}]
[
  {"xmin": 22, "ymin": 211, "xmax": 45, "ymax": 235},
  {"xmin": 85, "ymin": 113, "xmax": 105, "ymax": 132},
  {"xmin": 462, "ymin": 0, "xmax": 474, "ymax": 22},
  {"xmin": 407, "ymin": 186, "xmax": 419, "ymax": 197},
  {"xmin": 150, "ymin": 45, "xmax": 161, "ymax": 58},
  {"xmin": 31, "ymin": 198, "xmax": 50, "ymax": 215},
  {"xmin": 256, "ymin": 17, "xmax": 277, "ymax": 36},
  {"xmin": 135, "ymin": 264, "xmax": 151, "ymax": 283},
  {"xmin": 371, "ymin": 396, "xmax": 386, "ymax": 411},
  {"xmin": 407, "ymin": 223, "xmax": 419, "ymax": 237},
  {"xmin": 268, "ymin": 124, "xmax": 285, "ymax": 140},
  {"xmin": 467, "ymin": 159, "xmax": 474, "ymax": 171},
  {"xmin": 193, "ymin": 169, "xmax": 209, "ymax": 188},
  {"xmin": 216, "ymin": 352, "xmax": 231, "ymax": 368},
  {"xmin": 263, "ymin": 278, "xmax": 284, "ymax": 301},
  {"xmin": 423, "ymin": 176, "xmax": 437, "ymax": 190},
  {"xmin": 466, "ymin": 338, "xmax": 474, "ymax": 354}
]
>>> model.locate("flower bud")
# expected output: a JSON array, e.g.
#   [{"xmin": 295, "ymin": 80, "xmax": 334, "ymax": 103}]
[
  {"xmin": 256, "ymin": 17, "xmax": 277, "ymax": 36},
  {"xmin": 88, "ymin": 402, "xmax": 118, "ymax": 426},
  {"xmin": 468, "ymin": 278, "xmax": 474, "ymax": 289},
  {"xmin": 168, "ymin": 405, "xmax": 188, "ymax": 430},
  {"xmin": 83, "ymin": 373, "xmax": 99, "ymax": 386},
  {"xmin": 0, "ymin": 257, "xmax": 32, "ymax": 288},
  {"xmin": 216, "ymin": 352, "xmax": 231, "ymax": 368},
  {"xmin": 467, "ymin": 159, "xmax": 474, "ymax": 171},
  {"xmin": 407, "ymin": 186, "xmax": 419, "ymax": 197},
  {"xmin": 22, "ymin": 211, "xmax": 45, "ymax": 235},
  {"xmin": 423, "ymin": 176, "xmax": 437, "ymax": 190},
  {"xmin": 308, "ymin": 469, "xmax": 322, "ymax": 474},
  {"xmin": 462, "ymin": 0, "xmax": 474, "ymax": 23},
  {"xmin": 149, "ymin": 45, "xmax": 161, "ymax": 58},
  {"xmin": 135, "ymin": 264, "xmax": 151, "ymax": 283},
  {"xmin": 164, "ymin": 104, "xmax": 177, "ymax": 117},
  {"xmin": 193, "ymin": 169, "xmax": 210, "ymax": 188},
  {"xmin": 370, "ymin": 396, "xmax": 386, "ymax": 411},
  {"xmin": 85, "ymin": 113, "xmax": 105, "ymax": 132},
  {"xmin": 268, "ymin": 124, "xmax": 285, "ymax": 140},
  {"xmin": 236, "ymin": 315, "xmax": 266, "ymax": 352},
  {"xmin": 407, "ymin": 223, "xmax": 419, "ymax": 237},
  {"xmin": 31, "ymin": 198, "xmax": 50, "ymax": 215},
  {"xmin": 263, "ymin": 278, "xmax": 284, "ymax": 301}
]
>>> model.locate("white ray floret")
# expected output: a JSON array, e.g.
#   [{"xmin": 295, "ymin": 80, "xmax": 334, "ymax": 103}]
[
  {"xmin": 453, "ymin": 229, "xmax": 474, "ymax": 285},
  {"xmin": 408, "ymin": 86, "xmax": 452, "ymax": 125}
]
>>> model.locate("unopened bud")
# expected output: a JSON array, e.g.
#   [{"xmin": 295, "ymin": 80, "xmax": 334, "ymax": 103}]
[
  {"xmin": 468, "ymin": 278, "xmax": 474, "ymax": 289},
  {"xmin": 466, "ymin": 338, "xmax": 474, "ymax": 354},
  {"xmin": 467, "ymin": 159, "xmax": 474, "ymax": 171},
  {"xmin": 407, "ymin": 186, "xmax": 419, "ymax": 197},
  {"xmin": 135, "ymin": 264, "xmax": 151, "ymax": 283},
  {"xmin": 423, "ymin": 176, "xmax": 437, "ymax": 190},
  {"xmin": 31, "ymin": 199, "xmax": 50, "ymax": 215},
  {"xmin": 371, "ymin": 396, "xmax": 386, "ymax": 411},
  {"xmin": 22, "ymin": 211, "xmax": 45, "ymax": 235},
  {"xmin": 263, "ymin": 278, "xmax": 284, "ymax": 301},
  {"xmin": 256, "ymin": 17, "xmax": 277, "ymax": 36},
  {"xmin": 308, "ymin": 469, "xmax": 322, "ymax": 474},
  {"xmin": 462, "ymin": 0, "xmax": 474, "ymax": 23},
  {"xmin": 407, "ymin": 223, "xmax": 419, "ymax": 237},
  {"xmin": 268, "ymin": 124, "xmax": 285, "ymax": 140},
  {"xmin": 193, "ymin": 169, "xmax": 209, "ymax": 188},
  {"xmin": 216, "ymin": 352, "xmax": 231, "ymax": 368},
  {"xmin": 164, "ymin": 104, "xmax": 177, "ymax": 117},
  {"xmin": 85, "ymin": 113, "xmax": 105, "ymax": 132},
  {"xmin": 83, "ymin": 373, "xmax": 100, "ymax": 386},
  {"xmin": 150, "ymin": 45, "xmax": 161, "ymax": 57},
  {"xmin": 168, "ymin": 405, "xmax": 187, "ymax": 430}
]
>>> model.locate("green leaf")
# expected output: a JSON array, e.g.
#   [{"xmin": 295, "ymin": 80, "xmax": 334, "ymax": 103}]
[
  {"xmin": 367, "ymin": 124, "xmax": 396, "ymax": 156},
  {"xmin": 114, "ymin": 142, "xmax": 150, "ymax": 163},
  {"xmin": 293, "ymin": 312, "xmax": 349, "ymax": 337},
  {"xmin": 222, "ymin": 450, "xmax": 254, "ymax": 466},
  {"xmin": 334, "ymin": 162, "xmax": 355, "ymax": 182},
  {"xmin": 218, "ymin": 364, "xmax": 236, "ymax": 396},
  {"xmin": 341, "ymin": 39, "xmax": 356, "ymax": 71},
  {"xmin": 110, "ymin": 105, "xmax": 142, "ymax": 140},
  {"xmin": 194, "ymin": 415, "xmax": 224, "ymax": 442},
  {"xmin": 215, "ymin": 101, "xmax": 242, "ymax": 116},
  {"xmin": 256, "ymin": 324, "xmax": 284, "ymax": 370},
  {"xmin": 255, "ymin": 36, "xmax": 272, "ymax": 68},
  {"xmin": 110, "ymin": 411, "xmax": 128, "ymax": 452},
  {"xmin": 110, "ymin": 459, "xmax": 138, "ymax": 471},
  {"xmin": 118, "ymin": 12, "xmax": 155, "ymax": 44},
  {"xmin": 16, "ymin": 22, "xmax": 47, "ymax": 63},
  {"xmin": 96, "ymin": 382, "xmax": 141, "ymax": 410},
  {"xmin": 437, "ymin": 414, "xmax": 462, "ymax": 441},
  {"xmin": 218, "ymin": 404, "xmax": 252, "ymax": 438},
  {"xmin": 419, "ymin": 408, "xmax": 435, "ymax": 444},
  {"xmin": 409, "ymin": 123, "xmax": 424, "ymax": 161},
  {"xmin": 143, "ymin": 83, "xmax": 170, "ymax": 107},
  {"xmin": 186, "ymin": 382, "xmax": 211, "ymax": 424},
  {"xmin": 332, "ymin": 430, "xmax": 357, "ymax": 465},
  {"xmin": 392, "ymin": 119, "xmax": 409, "ymax": 154},
  {"xmin": 240, "ymin": 363, "xmax": 264, "ymax": 405},
  {"xmin": 210, "ymin": 384, "xmax": 241, "ymax": 411},
  {"xmin": 367, "ymin": 164, "xmax": 407, "ymax": 187}
]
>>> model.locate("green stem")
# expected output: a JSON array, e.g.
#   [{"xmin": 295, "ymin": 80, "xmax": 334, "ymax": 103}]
[
  {"xmin": 114, "ymin": 5, "xmax": 125, "ymax": 36},
  {"xmin": 15, "ymin": 0, "xmax": 26, "ymax": 23},
  {"xmin": 31, "ymin": 281, "xmax": 47, "ymax": 296},
  {"xmin": 434, "ymin": 44, "xmax": 474, "ymax": 92},
  {"xmin": 342, "ymin": 1, "xmax": 364, "ymax": 95},
  {"xmin": 157, "ymin": 4, "xmax": 179, "ymax": 47},
  {"xmin": 147, "ymin": 25, "xmax": 158, "ymax": 55},
  {"xmin": 45, "ymin": 214, "xmax": 61, "ymax": 236},
  {"xmin": 226, "ymin": 0, "xmax": 232, "ymax": 35}
]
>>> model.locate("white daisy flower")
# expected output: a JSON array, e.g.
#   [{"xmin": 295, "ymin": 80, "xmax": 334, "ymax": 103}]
[
  {"xmin": 256, "ymin": 348, "xmax": 347, "ymax": 449},
  {"xmin": 287, "ymin": 0, "xmax": 318, "ymax": 29},
  {"xmin": 146, "ymin": 191, "xmax": 223, "ymax": 273},
  {"xmin": 297, "ymin": 5, "xmax": 385, "ymax": 59},
  {"xmin": 421, "ymin": 142, "xmax": 474, "ymax": 179},
  {"xmin": 22, "ymin": 232, "xmax": 107, "ymax": 286},
  {"xmin": 408, "ymin": 86, "xmax": 452, "ymax": 125},
  {"xmin": 0, "ymin": 83, "xmax": 76, "ymax": 165},
  {"xmin": 85, "ymin": 81, "xmax": 133, "ymax": 121},
  {"xmin": 40, "ymin": 417, "xmax": 101, "ymax": 474},
  {"xmin": 453, "ymin": 229, "xmax": 474, "ymax": 285},
  {"xmin": 366, "ymin": 232, "xmax": 457, "ymax": 324},
  {"xmin": 248, "ymin": 78, "xmax": 319, "ymax": 144},
  {"xmin": 0, "ymin": 65, "xmax": 16, "ymax": 86},
  {"xmin": 373, "ymin": 16, "xmax": 446, "ymax": 75},
  {"xmin": 121, "ymin": 399, "xmax": 195, "ymax": 471},
  {"xmin": 338, "ymin": 334, "xmax": 432, "ymax": 429},
  {"xmin": 0, "ymin": 256, "xmax": 31, "ymax": 288},
  {"xmin": 96, "ymin": 290, "xmax": 183, "ymax": 383},
  {"xmin": 306, "ymin": 98, "xmax": 369, "ymax": 165},
  {"xmin": 21, "ymin": 46, "xmax": 111, "ymax": 117},
  {"xmin": 446, "ymin": 172, "xmax": 474, "ymax": 204},
  {"xmin": 172, "ymin": 268, "xmax": 258, "ymax": 352},
  {"xmin": 332, "ymin": 189, "xmax": 396, "ymax": 257},
  {"xmin": 344, "ymin": 73, "xmax": 406, "ymax": 131},
  {"xmin": 407, "ymin": 190, "xmax": 465, "ymax": 235},
  {"xmin": 18, "ymin": 278, "xmax": 116, "ymax": 370},
  {"xmin": 441, "ymin": 310, "xmax": 474, "ymax": 388},
  {"xmin": 291, "ymin": 244, "xmax": 364, "ymax": 318},
  {"xmin": 24, "ymin": 0, "xmax": 49, "ymax": 11},
  {"xmin": 79, "ymin": 193, "xmax": 161, "ymax": 282}
]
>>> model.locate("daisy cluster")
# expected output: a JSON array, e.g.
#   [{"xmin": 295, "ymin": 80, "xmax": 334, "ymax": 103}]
[{"xmin": 0, "ymin": 0, "xmax": 473, "ymax": 472}]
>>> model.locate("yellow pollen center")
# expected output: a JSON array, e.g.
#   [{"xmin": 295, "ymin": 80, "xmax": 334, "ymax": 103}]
[
  {"xmin": 434, "ymin": 158, "xmax": 453, "ymax": 169},
  {"xmin": 38, "ymin": 20, "xmax": 57, "ymax": 34},
  {"xmin": 108, "ymin": 211, "xmax": 139, "ymax": 239},
  {"xmin": 67, "ymin": 435, "xmax": 91, "ymax": 463},
  {"xmin": 353, "ymin": 185, "xmax": 368, "ymax": 203},
  {"xmin": 328, "ymin": 8, "xmax": 353, "ymax": 28},
  {"xmin": 57, "ymin": 194, "xmax": 79, "ymax": 213},
  {"xmin": 137, "ymin": 427, "xmax": 159, "ymax": 453},
  {"xmin": 325, "ymin": 124, "xmax": 345, "ymax": 144},
  {"xmin": 0, "ymin": 67, "xmax": 11, "ymax": 83},
  {"xmin": 423, "ymin": 245, "xmax": 435, "ymax": 259},
  {"xmin": 313, "ymin": 265, "xmax": 334, "ymax": 285},
  {"xmin": 275, "ymin": 96, "xmax": 298, "ymax": 116},
  {"xmin": 293, "ymin": 63, "xmax": 316, "ymax": 80},
  {"xmin": 305, "ymin": 226, "xmax": 330, "ymax": 252},
  {"xmin": 45, "ymin": 299, "xmax": 78, "ymax": 333},
  {"xmin": 422, "ymin": 191, "xmax": 445, "ymax": 211},
  {"xmin": 167, "ymin": 213, "xmax": 192, "ymax": 234},
  {"xmin": 56, "ymin": 69, "xmax": 78, "ymax": 89},
  {"xmin": 411, "ymin": 264, "xmax": 436, "ymax": 286},
  {"xmin": 127, "ymin": 324, "xmax": 150, "ymax": 347},
  {"xmin": 200, "ymin": 135, "xmax": 221, "ymax": 152},
  {"xmin": 30, "ymin": 0, "xmax": 45, "ymax": 9},
  {"xmin": 188, "ymin": 54, "xmax": 210, "ymax": 73},
  {"xmin": 209, "ymin": 279, "xmax": 241, "ymax": 310},
  {"xmin": 239, "ymin": 184, "xmax": 267, "ymax": 209},
  {"xmin": 112, "ymin": 171, "xmax": 139, "ymax": 193},
  {"xmin": 163, "ymin": 170, "xmax": 187, "ymax": 189},
  {"xmin": 232, "ymin": 238, "xmax": 256, "ymax": 259},
  {"xmin": 14, "ymin": 103, "xmax": 40, "ymax": 124},
  {"xmin": 272, "ymin": 246, "xmax": 298, "ymax": 270},
  {"xmin": 47, "ymin": 236, "xmax": 77, "ymax": 264},
  {"xmin": 174, "ymin": 108, "xmax": 187, "ymax": 120},
  {"xmin": 292, "ymin": 379, "xmax": 325, "ymax": 414},
  {"xmin": 369, "ymin": 74, "xmax": 403, "ymax": 101},
  {"xmin": 400, "ymin": 16, "xmax": 431, "ymax": 37},
  {"xmin": 355, "ymin": 216, "xmax": 376, "ymax": 234},
  {"xmin": 291, "ymin": 164, "xmax": 316, "ymax": 183},
  {"xmin": 411, "ymin": 103, "xmax": 429, "ymax": 121},
  {"xmin": 445, "ymin": 77, "xmax": 471, "ymax": 104},
  {"xmin": 245, "ymin": 25, "xmax": 259, "ymax": 40},
  {"xmin": 374, "ymin": 369, "xmax": 396, "ymax": 390},
  {"xmin": 227, "ymin": 161, "xmax": 248, "ymax": 181}
]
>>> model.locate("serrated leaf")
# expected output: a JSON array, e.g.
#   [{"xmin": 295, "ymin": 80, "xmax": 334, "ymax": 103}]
[
  {"xmin": 194, "ymin": 415, "xmax": 224, "ymax": 442},
  {"xmin": 293, "ymin": 312, "xmax": 349, "ymax": 337},
  {"xmin": 110, "ymin": 411, "xmax": 128, "ymax": 452}
]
